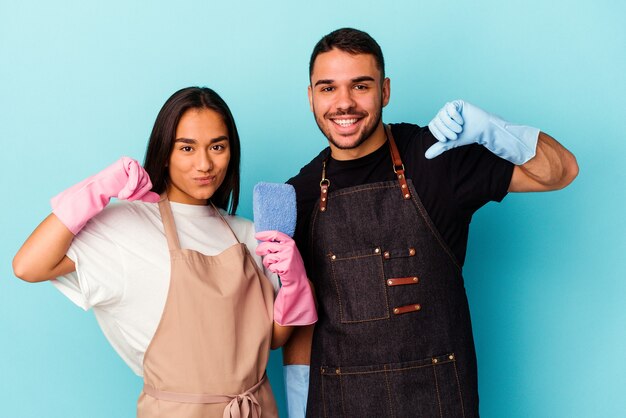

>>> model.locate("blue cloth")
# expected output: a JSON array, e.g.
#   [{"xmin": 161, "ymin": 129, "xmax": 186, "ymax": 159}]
[
  {"xmin": 283, "ymin": 365, "xmax": 309, "ymax": 418},
  {"xmin": 253, "ymin": 182, "xmax": 297, "ymax": 237}
]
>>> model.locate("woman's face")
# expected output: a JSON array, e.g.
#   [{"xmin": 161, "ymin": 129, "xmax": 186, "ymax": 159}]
[{"xmin": 166, "ymin": 108, "xmax": 231, "ymax": 205}]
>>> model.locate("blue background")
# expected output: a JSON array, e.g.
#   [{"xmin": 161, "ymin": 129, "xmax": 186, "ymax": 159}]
[{"xmin": 1, "ymin": 1, "xmax": 625, "ymax": 417}]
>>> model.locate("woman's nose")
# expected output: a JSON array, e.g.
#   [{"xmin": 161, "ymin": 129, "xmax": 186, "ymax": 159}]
[{"xmin": 196, "ymin": 152, "xmax": 213, "ymax": 172}]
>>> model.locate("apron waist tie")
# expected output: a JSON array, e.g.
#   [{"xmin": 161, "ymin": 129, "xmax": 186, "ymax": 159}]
[{"xmin": 142, "ymin": 374, "xmax": 266, "ymax": 418}]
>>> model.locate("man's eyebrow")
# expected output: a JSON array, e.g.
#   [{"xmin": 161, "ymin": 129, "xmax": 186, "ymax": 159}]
[
  {"xmin": 313, "ymin": 76, "xmax": 376, "ymax": 87},
  {"xmin": 352, "ymin": 76, "xmax": 376, "ymax": 83},
  {"xmin": 314, "ymin": 79, "xmax": 334, "ymax": 87}
]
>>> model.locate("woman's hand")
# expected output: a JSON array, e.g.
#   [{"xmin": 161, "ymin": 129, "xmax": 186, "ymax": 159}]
[
  {"xmin": 255, "ymin": 230, "xmax": 317, "ymax": 327},
  {"xmin": 52, "ymin": 157, "xmax": 159, "ymax": 235}
]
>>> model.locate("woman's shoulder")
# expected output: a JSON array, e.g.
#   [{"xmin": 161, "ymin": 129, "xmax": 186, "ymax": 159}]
[
  {"xmin": 73, "ymin": 200, "xmax": 164, "ymax": 256},
  {"xmin": 216, "ymin": 209, "xmax": 258, "ymax": 243},
  {"xmin": 91, "ymin": 200, "xmax": 161, "ymax": 232},
  {"xmin": 288, "ymin": 148, "xmax": 329, "ymax": 185},
  {"xmin": 218, "ymin": 209, "xmax": 253, "ymax": 230},
  {"xmin": 100, "ymin": 199, "xmax": 158, "ymax": 218}
]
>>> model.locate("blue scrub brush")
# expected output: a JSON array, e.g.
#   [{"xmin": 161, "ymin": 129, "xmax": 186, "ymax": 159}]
[{"xmin": 252, "ymin": 182, "xmax": 297, "ymax": 237}]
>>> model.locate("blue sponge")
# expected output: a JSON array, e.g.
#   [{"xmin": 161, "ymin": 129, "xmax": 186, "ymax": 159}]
[{"xmin": 253, "ymin": 182, "xmax": 297, "ymax": 237}]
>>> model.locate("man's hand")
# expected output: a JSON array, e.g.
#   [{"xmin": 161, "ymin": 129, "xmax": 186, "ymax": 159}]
[{"xmin": 426, "ymin": 100, "xmax": 539, "ymax": 165}]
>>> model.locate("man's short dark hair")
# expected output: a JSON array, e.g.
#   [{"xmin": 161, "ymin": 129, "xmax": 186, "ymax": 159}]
[{"xmin": 309, "ymin": 28, "xmax": 385, "ymax": 80}]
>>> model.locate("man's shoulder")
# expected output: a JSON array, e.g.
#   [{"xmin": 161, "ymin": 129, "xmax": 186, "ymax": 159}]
[
  {"xmin": 389, "ymin": 122, "xmax": 434, "ymax": 149},
  {"xmin": 287, "ymin": 147, "xmax": 330, "ymax": 187}
]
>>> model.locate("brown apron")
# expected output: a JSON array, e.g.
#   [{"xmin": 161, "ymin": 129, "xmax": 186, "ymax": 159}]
[{"xmin": 137, "ymin": 197, "xmax": 278, "ymax": 418}]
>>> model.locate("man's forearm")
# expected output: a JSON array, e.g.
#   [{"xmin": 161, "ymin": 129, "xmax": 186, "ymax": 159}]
[
  {"xmin": 509, "ymin": 132, "xmax": 579, "ymax": 192},
  {"xmin": 283, "ymin": 324, "xmax": 314, "ymax": 418},
  {"xmin": 283, "ymin": 324, "xmax": 314, "ymax": 365}
]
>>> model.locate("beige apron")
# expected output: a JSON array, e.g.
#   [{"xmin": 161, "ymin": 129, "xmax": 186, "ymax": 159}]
[{"xmin": 137, "ymin": 198, "xmax": 278, "ymax": 418}]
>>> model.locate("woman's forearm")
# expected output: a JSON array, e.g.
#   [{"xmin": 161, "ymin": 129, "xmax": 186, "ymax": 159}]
[{"xmin": 13, "ymin": 214, "xmax": 76, "ymax": 282}]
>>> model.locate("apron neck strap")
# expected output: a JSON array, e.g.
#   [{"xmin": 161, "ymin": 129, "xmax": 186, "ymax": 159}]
[
  {"xmin": 319, "ymin": 150, "xmax": 331, "ymax": 213},
  {"xmin": 385, "ymin": 124, "xmax": 411, "ymax": 200},
  {"xmin": 317, "ymin": 124, "xmax": 411, "ymax": 211},
  {"xmin": 209, "ymin": 201, "xmax": 241, "ymax": 244},
  {"xmin": 158, "ymin": 195, "xmax": 181, "ymax": 251},
  {"xmin": 158, "ymin": 196, "xmax": 242, "ymax": 250}
]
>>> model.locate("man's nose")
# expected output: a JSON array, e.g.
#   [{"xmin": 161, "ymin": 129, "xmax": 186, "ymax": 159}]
[{"xmin": 335, "ymin": 87, "xmax": 356, "ymax": 111}]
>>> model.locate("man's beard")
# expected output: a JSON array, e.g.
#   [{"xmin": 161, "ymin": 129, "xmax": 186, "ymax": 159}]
[{"xmin": 315, "ymin": 106, "xmax": 383, "ymax": 151}]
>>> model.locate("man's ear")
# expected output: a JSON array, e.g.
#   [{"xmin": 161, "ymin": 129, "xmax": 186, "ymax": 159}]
[
  {"xmin": 307, "ymin": 85, "xmax": 314, "ymax": 112},
  {"xmin": 382, "ymin": 77, "xmax": 391, "ymax": 108}
]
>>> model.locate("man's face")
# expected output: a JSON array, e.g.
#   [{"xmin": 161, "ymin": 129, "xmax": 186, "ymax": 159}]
[{"xmin": 308, "ymin": 48, "xmax": 390, "ymax": 158}]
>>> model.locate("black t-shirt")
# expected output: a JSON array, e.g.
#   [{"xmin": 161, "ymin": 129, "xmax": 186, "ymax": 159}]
[{"xmin": 287, "ymin": 123, "xmax": 514, "ymax": 268}]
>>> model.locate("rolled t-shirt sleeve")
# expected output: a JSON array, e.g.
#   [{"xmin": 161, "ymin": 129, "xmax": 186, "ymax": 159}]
[
  {"xmin": 447, "ymin": 143, "xmax": 515, "ymax": 213},
  {"xmin": 52, "ymin": 219, "xmax": 126, "ymax": 311}
]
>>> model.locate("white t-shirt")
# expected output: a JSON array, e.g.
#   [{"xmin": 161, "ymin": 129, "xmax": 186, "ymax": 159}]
[{"xmin": 53, "ymin": 200, "xmax": 278, "ymax": 376}]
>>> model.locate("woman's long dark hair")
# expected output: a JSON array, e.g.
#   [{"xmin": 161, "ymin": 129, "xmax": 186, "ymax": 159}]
[{"xmin": 143, "ymin": 87, "xmax": 240, "ymax": 214}]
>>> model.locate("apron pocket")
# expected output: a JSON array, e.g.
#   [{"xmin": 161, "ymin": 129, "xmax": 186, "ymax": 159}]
[
  {"xmin": 320, "ymin": 353, "xmax": 465, "ymax": 418},
  {"xmin": 329, "ymin": 247, "xmax": 389, "ymax": 323}
]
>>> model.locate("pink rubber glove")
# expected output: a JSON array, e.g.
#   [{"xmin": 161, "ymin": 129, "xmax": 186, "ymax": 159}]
[
  {"xmin": 51, "ymin": 157, "xmax": 160, "ymax": 234},
  {"xmin": 255, "ymin": 230, "xmax": 318, "ymax": 326}
]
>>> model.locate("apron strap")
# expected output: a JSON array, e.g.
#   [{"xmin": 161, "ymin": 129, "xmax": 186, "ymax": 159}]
[
  {"xmin": 317, "ymin": 124, "xmax": 411, "ymax": 211},
  {"xmin": 158, "ymin": 197, "xmax": 241, "ymax": 250},
  {"xmin": 209, "ymin": 201, "xmax": 241, "ymax": 244},
  {"xmin": 143, "ymin": 373, "xmax": 267, "ymax": 418},
  {"xmin": 319, "ymin": 150, "xmax": 331, "ymax": 212},
  {"xmin": 385, "ymin": 124, "xmax": 411, "ymax": 200},
  {"xmin": 158, "ymin": 195, "xmax": 181, "ymax": 251}
]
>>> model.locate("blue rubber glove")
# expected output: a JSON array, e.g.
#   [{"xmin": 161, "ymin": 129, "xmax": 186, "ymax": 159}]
[
  {"xmin": 426, "ymin": 100, "xmax": 540, "ymax": 164},
  {"xmin": 283, "ymin": 365, "xmax": 309, "ymax": 418}
]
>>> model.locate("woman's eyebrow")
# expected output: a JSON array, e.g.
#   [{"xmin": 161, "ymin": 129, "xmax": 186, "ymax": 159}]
[
  {"xmin": 174, "ymin": 136, "xmax": 228, "ymax": 144},
  {"xmin": 174, "ymin": 138, "xmax": 197, "ymax": 144}
]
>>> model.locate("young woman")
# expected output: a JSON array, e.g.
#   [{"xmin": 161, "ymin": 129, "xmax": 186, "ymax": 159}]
[{"xmin": 12, "ymin": 87, "xmax": 317, "ymax": 417}]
